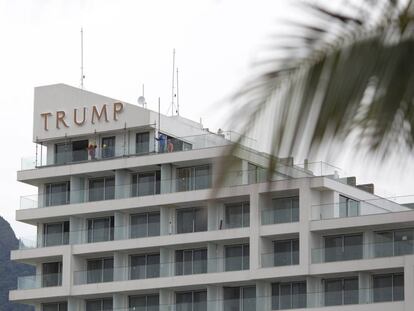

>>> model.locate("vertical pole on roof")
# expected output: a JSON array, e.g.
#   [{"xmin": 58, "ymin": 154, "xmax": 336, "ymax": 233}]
[
  {"xmin": 176, "ymin": 68, "xmax": 179, "ymax": 116},
  {"xmin": 171, "ymin": 48, "xmax": 175, "ymax": 116},
  {"xmin": 158, "ymin": 98, "xmax": 161, "ymax": 132},
  {"xmin": 80, "ymin": 27, "xmax": 85, "ymax": 89}
]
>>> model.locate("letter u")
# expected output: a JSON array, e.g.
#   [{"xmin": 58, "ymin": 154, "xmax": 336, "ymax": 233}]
[{"xmin": 74, "ymin": 107, "xmax": 86, "ymax": 126}]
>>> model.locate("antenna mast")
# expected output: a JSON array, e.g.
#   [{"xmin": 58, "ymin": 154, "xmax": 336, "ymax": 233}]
[
  {"xmin": 80, "ymin": 27, "xmax": 85, "ymax": 89},
  {"xmin": 176, "ymin": 68, "xmax": 179, "ymax": 115},
  {"xmin": 171, "ymin": 48, "xmax": 176, "ymax": 116}
]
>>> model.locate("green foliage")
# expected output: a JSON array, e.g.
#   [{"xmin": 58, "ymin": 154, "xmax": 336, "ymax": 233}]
[{"xmin": 0, "ymin": 217, "xmax": 34, "ymax": 311}]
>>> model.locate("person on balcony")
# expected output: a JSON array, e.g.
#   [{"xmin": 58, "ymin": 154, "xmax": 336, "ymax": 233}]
[
  {"xmin": 155, "ymin": 133, "xmax": 167, "ymax": 153},
  {"xmin": 88, "ymin": 143, "xmax": 97, "ymax": 160}
]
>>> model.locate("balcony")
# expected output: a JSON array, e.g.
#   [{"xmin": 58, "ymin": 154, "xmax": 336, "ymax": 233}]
[
  {"xmin": 17, "ymin": 273, "xmax": 62, "ymax": 290},
  {"xmin": 20, "ymin": 132, "xmax": 237, "ymax": 171},
  {"xmin": 312, "ymin": 240, "xmax": 414, "ymax": 263},
  {"xmin": 73, "ymin": 255, "xmax": 248, "ymax": 285}
]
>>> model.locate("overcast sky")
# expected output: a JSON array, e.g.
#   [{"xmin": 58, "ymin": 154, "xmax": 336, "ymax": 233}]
[{"xmin": 1, "ymin": 0, "xmax": 413, "ymax": 238}]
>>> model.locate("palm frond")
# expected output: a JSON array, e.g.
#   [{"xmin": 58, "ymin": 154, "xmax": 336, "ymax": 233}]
[{"xmin": 226, "ymin": 0, "xmax": 414, "ymax": 174}]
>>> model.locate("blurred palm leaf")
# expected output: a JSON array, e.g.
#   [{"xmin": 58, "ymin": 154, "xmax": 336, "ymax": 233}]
[{"xmin": 226, "ymin": 0, "xmax": 414, "ymax": 174}]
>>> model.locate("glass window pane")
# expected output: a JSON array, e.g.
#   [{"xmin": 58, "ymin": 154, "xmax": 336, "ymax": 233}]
[
  {"xmin": 325, "ymin": 280, "xmax": 342, "ymax": 306},
  {"xmin": 271, "ymin": 283, "xmax": 280, "ymax": 310},
  {"xmin": 223, "ymin": 287, "xmax": 240, "ymax": 311},
  {"xmin": 273, "ymin": 198, "xmax": 292, "ymax": 223},
  {"xmin": 194, "ymin": 291, "xmax": 207, "ymax": 311},
  {"xmin": 374, "ymin": 231, "xmax": 394, "ymax": 257},
  {"xmin": 292, "ymin": 282, "xmax": 307, "ymax": 308},
  {"xmin": 176, "ymin": 168, "xmax": 192, "ymax": 192},
  {"xmin": 103, "ymin": 258, "xmax": 113, "ymax": 282},
  {"xmin": 194, "ymin": 165, "xmax": 211, "ymax": 190},
  {"xmin": 131, "ymin": 214, "xmax": 148, "ymax": 238},
  {"xmin": 176, "ymin": 292, "xmax": 193, "ymax": 311},
  {"xmin": 148, "ymin": 213, "xmax": 160, "ymax": 237},
  {"xmin": 87, "ymin": 260, "xmax": 103, "ymax": 283},
  {"xmin": 225, "ymin": 245, "xmax": 243, "ymax": 271},
  {"xmin": 183, "ymin": 250, "xmax": 193, "ymax": 275},
  {"xmin": 89, "ymin": 179, "xmax": 105, "ymax": 201},
  {"xmin": 324, "ymin": 236, "xmax": 342, "ymax": 262},
  {"xmin": 344, "ymin": 234, "xmax": 363, "ymax": 260},
  {"xmin": 243, "ymin": 203, "xmax": 250, "ymax": 227},
  {"xmin": 194, "ymin": 208, "xmax": 207, "ymax": 232},
  {"xmin": 102, "ymin": 298, "xmax": 113, "ymax": 311},
  {"xmin": 101, "ymin": 136, "xmax": 115, "ymax": 158},
  {"xmin": 393, "ymin": 274, "xmax": 404, "ymax": 301},
  {"xmin": 104, "ymin": 177, "xmax": 115, "ymax": 200},
  {"xmin": 225, "ymin": 204, "xmax": 243, "ymax": 229},
  {"xmin": 343, "ymin": 278, "xmax": 358, "ymax": 305},
  {"xmin": 177, "ymin": 208, "xmax": 194, "ymax": 233},
  {"xmin": 88, "ymin": 218, "xmax": 111, "ymax": 243},
  {"xmin": 274, "ymin": 240, "xmax": 292, "ymax": 266},
  {"xmin": 373, "ymin": 275, "xmax": 393, "ymax": 302},
  {"xmin": 175, "ymin": 251, "xmax": 183, "ymax": 275},
  {"xmin": 44, "ymin": 223, "xmax": 64, "ymax": 247},
  {"xmin": 137, "ymin": 173, "xmax": 156, "ymax": 196},
  {"xmin": 394, "ymin": 230, "xmax": 413, "ymax": 256},
  {"xmin": 130, "ymin": 255, "xmax": 146, "ymax": 280},
  {"xmin": 292, "ymin": 197, "xmax": 299, "ymax": 222},
  {"xmin": 243, "ymin": 244, "xmax": 250, "ymax": 270},
  {"xmin": 242, "ymin": 287, "xmax": 256, "ymax": 311},
  {"xmin": 280, "ymin": 284, "xmax": 292, "ymax": 309},
  {"xmin": 193, "ymin": 249, "xmax": 207, "ymax": 274},
  {"xmin": 136, "ymin": 132, "xmax": 150, "ymax": 154},
  {"xmin": 147, "ymin": 254, "xmax": 160, "ymax": 278}
]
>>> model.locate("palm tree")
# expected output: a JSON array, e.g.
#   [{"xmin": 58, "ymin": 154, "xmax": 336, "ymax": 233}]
[{"xmin": 226, "ymin": 0, "xmax": 414, "ymax": 174}]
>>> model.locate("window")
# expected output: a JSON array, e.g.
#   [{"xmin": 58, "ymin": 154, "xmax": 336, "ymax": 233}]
[
  {"xmin": 43, "ymin": 221, "xmax": 69, "ymax": 247},
  {"xmin": 324, "ymin": 234, "xmax": 363, "ymax": 262},
  {"xmin": 272, "ymin": 282, "xmax": 306, "ymax": 310},
  {"xmin": 176, "ymin": 290, "xmax": 207, "ymax": 311},
  {"xmin": 129, "ymin": 294, "xmax": 159, "ymax": 311},
  {"xmin": 176, "ymin": 165, "xmax": 211, "ymax": 192},
  {"xmin": 55, "ymin": 140, "xmax": 89, "ymax": 164},
  {"xmin": 42, "ymin": 302, "xmax": 67, "ymax": 311},
  {"xmin": 87, "ymin": 216, "xmax": 114, "ymax": 243},
  {"xmin": 88, "ymin": 176, "xmax": 115, "ymax": 201},
  {"xmin": 175, "ymin": 248, "xmax": 207, "ymax": 275},
  {"xmin": 263, "ymin": 197, "xmax": 299, "ymax": 225},
  {"xmin": 42, "ymin": 262, "xmax": 62, "ymax": 287},
  {"xmin": 225, "ymin": 202, "xmax": 250, "ymax": 229},
  {"xmin": 130, "ymin": 254, "xmax": 160, "ymax": 279},
  {"xmin": 44, "ymin": 182, "xmax": 70, "ymax": 207},
  {"xmin": 373, "ymin": 273, "xmax": 404, "ymax": 302},
  {"xmin": 223, "ymin": 286, "xmax": 256, "ymax": 311},
  {"xmin": 225, "ymin": 244, "xmax": 249, "ymax": 271},
  {"xmin": 86, "ymin": 258, "xmax": 114, "ymax": 284},
  {"xmin": 101, "ymin": 136, "xmax": 115, "ymax": 158},
  {"xmin": 86, "ymin": 298, "xmax": 113, "ymax": 311},
  {"xmin": 132, "ymin": 171, "xmax": 161, "ymax": 197},
  {"xmin": 176, "ymin": 207, "xmax": 207, "ymax": 233},
  {"xmin": 324, "ymin": 277, "xmax": 358, "ymax": 306},
  {"xmin": 130, "ymin": 212, "xmax": 160, "ymax": 238},
  {"xmin": 339, "ymin": 195, "xmax": 360, "ymax": 217},
  {"xmin": 273, "ymin": 239, "xmax": 299, "ymax": 266},
  {"xmin": 136, "ymin": 132, "xmax": 150, "ymax": 154},
  {"xmin": 375, "ymin": 229, "xmax": 414, "ymax": 257}
]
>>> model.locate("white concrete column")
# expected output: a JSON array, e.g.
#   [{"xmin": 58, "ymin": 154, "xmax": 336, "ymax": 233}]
[
  {"xmin": 256, "ymin": 281, "xmax": 271, "ymax": 310},
  {"xmin": 113, "ymin": 293, "xmax": 128, "ymax": 310},
  {"xmin": 160, "ymin": 247, "xmax": 174, "ymax": 277},
  {"xmin": 70, "ymin": 176, "xmax": 85, "ymax": 204},
  {"xmin": 208, "ymin": 201, "xmax": 221, "ymax": 231},
  {"xmin": 161, "ymin": 164, "xmax": 173, "ymax": 194},
  {"xmin": 299, "ymin": 183, "xmax": 312, "ymax": 269},
  {"xmin": 359, "ymin": 272, "xmax": 371, "ymax": 304},
  {"xmin": 306, "ymin": 276, "xmax": 323, "ymax": 308},
  {"xmin": 33, "ymin": 302, "xmax": 41, "ymax": 311},
  {"xmin": 114, "ymin": 251, "xmax": 128, "ymax": 281},
  {"xmin": 249, "ymin": 190, "xmax": 261, "ymax": 270},
  {"xmin": 36, "ymin": 223, "xmax": 44, "ymax": 248},
  {"xmin": 114, "ymin": 211, "xmax": 128, "ymax": 240},
  {"xmin": 241, "ymin": 160, "xmax": 249, "ymax": 185},
  {"xmin": 69, "ymin": 216, "xmax": 83, "ymax": 244},
  {"xmin": 160, "ymin": 289, "xmax": 174, "ymax": 309},
  {"xmin": 68, "ymin": 297, "xmax": 83, "ymax": 311},
  {"xmin": 71, "ymin": 255, "xmax": 85, "ymax": 285},
  {"xmin": 61, "ymin": 247, "xmax": 72, "ymax": 292},
  {"xmin": 404, "ymin": 260, "xmax": 414, "ymax": 311},
  {"xmin": 115, "ymin": 169, "xmax": 130, "ymax": 199},
  {"xmin": 207, "ymin": 285, "xmax": 223, "ymax": 311},
  {"xmin": 161, "ymin": 206, "xmax": 175, "ymax": 235}
]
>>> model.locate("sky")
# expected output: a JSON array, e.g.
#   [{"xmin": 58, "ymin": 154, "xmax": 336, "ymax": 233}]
[{"xmin": 0, "ymin": 0, "xmax": 413, "ymax": 238}]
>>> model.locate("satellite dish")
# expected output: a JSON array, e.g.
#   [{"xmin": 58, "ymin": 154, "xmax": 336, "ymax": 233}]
[{"xmin": 137, "ymin": 96, "xmax": 146, "ymax": 107}]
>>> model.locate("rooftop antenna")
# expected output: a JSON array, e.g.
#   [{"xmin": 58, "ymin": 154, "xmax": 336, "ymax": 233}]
[
  {"xmin": 176, "ymin": 68, "xmax": 180, "ymax": 116},
  {"xmin": 80, "ymin": 27, "xmax": 85, "ymax": 89},
  {"xmin": 171, "ymin": 48, "xmax": 176, "ymax": 116}
]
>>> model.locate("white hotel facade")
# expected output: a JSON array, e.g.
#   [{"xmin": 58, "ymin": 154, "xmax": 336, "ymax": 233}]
[{"xmin": 9, "ymin": 83, "xmax": 414, "ymax": 311}]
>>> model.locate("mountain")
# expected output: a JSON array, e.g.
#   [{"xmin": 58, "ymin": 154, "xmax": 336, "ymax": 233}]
[{"xmin": 0, "ymin": 216, "xmax": 34, "ymax": 311}]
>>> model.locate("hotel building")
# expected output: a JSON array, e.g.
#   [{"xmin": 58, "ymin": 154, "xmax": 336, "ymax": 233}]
[{"xmin": 9, "ymin": 83, "xmax": 414, "ymax": 311}]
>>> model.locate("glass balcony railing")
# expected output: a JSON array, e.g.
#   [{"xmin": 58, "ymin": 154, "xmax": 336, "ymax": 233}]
[
  {"xmin": 312, "ymin": 240, "xmax": 414, "ymax": 263},
  {"xmin": 261, "ymin": 251, "xmax": 299, "ymax": 268},
  {"xmin": 73, "ymin": 256, "xmax": 248, "ymax": 285},
  {"xmin": 20, "ymin": 132, "xmax": 242, "ymax": 170},
  {"xmin": 17, "ymin": 273, "xmax": 62, "ymax": 290},
  {"xmin": 312, "ymin": 195, "xmax": 414, "ymax": 221}
]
